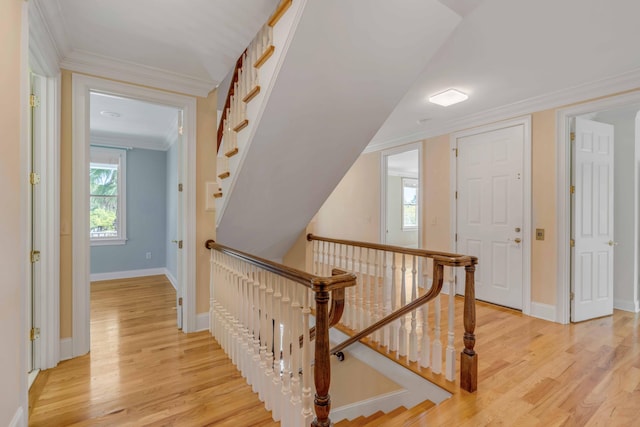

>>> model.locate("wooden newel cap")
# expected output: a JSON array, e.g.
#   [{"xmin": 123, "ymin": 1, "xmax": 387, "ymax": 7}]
[
  {"xmin": 306, "ymin": 233, "xmax": 314, "ymax": 241},
  {"xmin": 205, "ymin": 239, "xmax": 216, "ymax": 249}
]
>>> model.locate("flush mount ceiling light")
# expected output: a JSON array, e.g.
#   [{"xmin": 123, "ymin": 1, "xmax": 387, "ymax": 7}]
[
  {"xmin": 100, "ymin": 111, "xmax": 121, "ymax": 118},
  {"xmin": 428, "ymin": 89, "xmax": 468, "ymax": 107}
]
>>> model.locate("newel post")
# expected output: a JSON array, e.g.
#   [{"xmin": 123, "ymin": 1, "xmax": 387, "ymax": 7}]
[
  {"xmin": 312, "ymin": 283, "xmax": 331, "ymax": 427},
  {"xmin": 460, "ymin": 263, "xmax": 477, "ymax": 392}
]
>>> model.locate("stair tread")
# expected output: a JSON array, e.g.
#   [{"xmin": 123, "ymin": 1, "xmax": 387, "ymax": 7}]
[
  {"xmin": 381, "ymin": 400, "xmax": 436, "ymax": 425},
  {"xmin": 361, "ymin": 408, "xmax": 406, "ymax": 427}
]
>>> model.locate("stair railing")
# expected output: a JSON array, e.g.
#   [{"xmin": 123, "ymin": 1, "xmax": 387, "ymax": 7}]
[
  {"xmin": 206, "ymin": 239, "xmax": 356, "ymax": 427},
  {"xmin": 306, "ymin": 234, "xmax": 478, "ymax": 393}
]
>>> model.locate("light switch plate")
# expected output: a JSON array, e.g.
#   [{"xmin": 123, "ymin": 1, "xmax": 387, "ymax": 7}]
[
  {"xmin": 205, "ymin": 181, "xmax": 216, "ymax": 211},
  {"xmin": 536, "ymin": 229, "xmax": 545, "ymax": 240}
]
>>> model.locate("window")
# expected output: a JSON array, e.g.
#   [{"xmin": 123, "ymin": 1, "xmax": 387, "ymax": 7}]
[
  {"xmin": 402, "ymin": 177, "xmax": 418, "ymax": 229},
  {"xmin": 90, "ymin": 147, "xmax": 127, "ymax": 245}
]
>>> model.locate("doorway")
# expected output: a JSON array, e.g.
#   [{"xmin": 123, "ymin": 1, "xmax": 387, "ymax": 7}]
[
  {"xmin": 452, "ymin": 117, "xmax": 532, "ymax": 311},
  {"xmin": 88, "ymin": 92, "xmax": 184, "ymax": 329},
  {"xmin": 381, "ymin": 144, "xmax": 422, "ymax": 248},
  {"xmin": 557, "ymin": 92, "xmax": 640, "ymax": 324},
  {"xmin": 71, "ymin": 74, "xmax": 197, "ymax": 357}
]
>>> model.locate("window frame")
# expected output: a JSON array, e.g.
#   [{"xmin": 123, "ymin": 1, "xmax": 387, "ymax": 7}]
[
  {"xmin": 89, "ymin": 146, "xmax": 127, "ymax": 246},
  {"xmin": 401, "ymin": 177, "xmax": 418, "ymax": 231}
]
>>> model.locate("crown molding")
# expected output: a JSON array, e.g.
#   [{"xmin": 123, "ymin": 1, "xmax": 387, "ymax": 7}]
[
  {"xmin": 365, "ymin": 67, "xmax": 640, "ymax": 153},
  {"xmin": 61, "ymin": 50, "xmax": 216, "ymax": 98},
  {"xmin": 90, "ymin": 131, "xmax": 171, "ymax": 151},
  {"xmin": 29, "ymin": 0, "xmax": 63, "ymax": 76}
]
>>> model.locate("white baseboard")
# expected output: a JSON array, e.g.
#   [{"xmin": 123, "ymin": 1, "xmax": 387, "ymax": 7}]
[
  {"xmin": 90, "ymin": 268, "xmax": 167, "ymax": 282},
  {"xmin": 196, "ymin": 312, "xmax": 210, "ymax": 332},
  {"xmin": 9, "ymin": 406, "xmax": 24, "ymax": 427},
  {"xmin": 530, "ymin": 302, "xmax": 557, "ymax": 322},
  {"xmin": 59, "ymin": 338, "xmax": 73, "ymax": 361},
  {"xmin": 164, "ymin": 268, "xmax": 178, "ymax": 290},
  {"xmin": 614, "ymin": 298, "xmax": 640, "ymax": 313}
]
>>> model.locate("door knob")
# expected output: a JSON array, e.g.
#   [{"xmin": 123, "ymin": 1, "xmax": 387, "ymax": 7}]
[
  {"xmin": 514, "ymin": 238, "xmax": 522, "ymax": 244},
  {"xmin": 608, "ymin": 240, "xmax": 618, "ymax": 246}
]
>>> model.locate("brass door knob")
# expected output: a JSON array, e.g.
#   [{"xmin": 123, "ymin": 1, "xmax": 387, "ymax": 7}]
[
  {"xmin": 514, "ymin": 238, "xmax": 522, "ymax": 244},
  {"xmin": 608, "ymin": 240, "xmax": 618, "ymax": 246}
]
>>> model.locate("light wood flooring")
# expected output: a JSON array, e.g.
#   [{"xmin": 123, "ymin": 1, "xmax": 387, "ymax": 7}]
[
  {"xmin": 30, "ymin": 276, "xmax": 640, "ymax": 426},
  {"xmin": 29, "ymin": 275, "xmax": 277, "ymax": 426}
]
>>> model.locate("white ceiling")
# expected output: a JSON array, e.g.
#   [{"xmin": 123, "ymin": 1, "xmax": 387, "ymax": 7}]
[
  {"xmin": 35, "ymin": 0, "xmax": 279, "ymax": 95},
  {"xmin": 90, "ymin": 92, "xmax": 180, "ymax": 150},
  {"xmin": 35, "ymin": 0, "xmax": 640, "ymax": 150},
  {"xmin": 387, "ymin": 150, "xmax": 420, "ymax": 177}
]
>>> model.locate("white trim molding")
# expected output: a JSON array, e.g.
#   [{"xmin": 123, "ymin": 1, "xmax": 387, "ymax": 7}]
[
  {"xmin": 556, "ymin": 90, "xmax": 640, "ymax": 324},
  {"xmin": 59, "ymin": 338, "xmax": 73, "ymax": 361},
  {"xmin": 196, "ymin": 313, "xmax": 210, "ymax": 332},
  {"xmin": 28, "ymin": 0, "xmax": 61, "ymax": 76},
  {"xmin": 90, "ymin": 131, "xmax": 172, "ymax": 152},
  {"xmin": 90, "ymin": 268, "xmax": 168, "ymax": 282},
  {"xmin": 62, "ymin": 50, "xmax": 215, "ymax": 98},
  {"xmin": 530, "ymin": 302, "xmax": 557, "ymax": 323},
  {"xmin": 614, "ymin": 299, "xmax": 640, "ymax": 313},
  {"xmin": 365, "ymin": 67, "xmax": 640, "ymax": 153},
  {"xmin": 450, "ymin": 116, "xmax": 533, "ymax": 315},
  {"xmin": 165, "ymin": 269, "xmax": 178, "ymax": 290},
  {"xmin": 72, "ymin": 74, "xmax": 198, "ymax": 358},
  {"xmin": 9, "ymin": 407, "xmax": 24, "ymax": 427}
]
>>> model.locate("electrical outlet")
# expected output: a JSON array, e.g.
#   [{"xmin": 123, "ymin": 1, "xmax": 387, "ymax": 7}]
[{"xmin": 146, "ymin": 252, "xmax": 152, "ymax": 259}]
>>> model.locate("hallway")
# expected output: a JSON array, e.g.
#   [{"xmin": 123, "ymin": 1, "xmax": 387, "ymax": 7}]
[{"xmin": 29, "ymin": 276, "xmax": 276, "ymax": 426}]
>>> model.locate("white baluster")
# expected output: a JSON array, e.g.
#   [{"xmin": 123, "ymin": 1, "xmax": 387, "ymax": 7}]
[
  {"xmin": 301, "ymin": 288, "xmax": 314, "ymax": 426},
  {"xmin": 289, "ymin": 285, "xmax": 302, "ymax": 426},
  {"xmin": 432, "ymin": 294, "xmax": 443, "ymax": 374},
  {"xmin": 271, "ymin": 276, "xmax": 282, "ymax": 421},
  {"xmin": 382, "ymin": 251, "xmax": 390, "ymax": 348},
  {"xmin": 420, "ymin": 259, "xmax": 431, "ymax": 369},
  {"xmin": 280, "ymin": 279, "xmax": 292, "ymax": 420},
  {"xmin": 445, "ymin": 269, "xmax": 456, "ymax": 381},
  {"xmin": 263, "ymin": 273, "xmax": 275, "ymax": 411},
  {"xmin": 398, "ymin": 254, "xmax": 407, "ymax": 358},
  {"xmin": 349, "ymin": 245, "xmax": 357, "ymax": 329},
  {"xmin": 252, "ymin": 266, "xmax": 261, "ymax": 394},
  {"xmin": 389, "ymin": 252, "xmax": 398, "ymax": 353},
  {"xmin": 409, "ymin": 256, "xmax": 418, "ymax": 362}
]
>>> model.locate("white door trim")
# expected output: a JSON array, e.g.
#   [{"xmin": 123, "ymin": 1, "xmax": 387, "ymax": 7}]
[
  {"xmin": 71, "ymin": 74, "xmax": 197, "ymax": 357},
  {"xmin": 450, "ymin": 116, "xmax": 532, "ymax": 314},
  {"xmin": 380, "ymin": 142, "xmax": 423, "ymax": 249},
  {"xmin": 556, "ymin": 90, "xmax": 640, "ymax": 324}
]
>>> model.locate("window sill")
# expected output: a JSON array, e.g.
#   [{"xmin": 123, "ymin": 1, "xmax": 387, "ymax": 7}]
[{"xmin": 91, "ymin": 238, "xmax": 127, "ymax": 246}]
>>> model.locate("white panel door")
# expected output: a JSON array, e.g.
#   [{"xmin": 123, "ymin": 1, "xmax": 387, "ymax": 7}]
[
  {"xmin": 571, "ymin": 118, "xmax": 614, "ymax": 322},
  {"xmin": 457, "ymin": 125, "xmax": 524, "ymax": 309}
]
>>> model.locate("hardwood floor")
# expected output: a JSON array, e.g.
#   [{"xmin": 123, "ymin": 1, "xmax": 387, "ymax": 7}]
[
  {"xmin": 30, "ymin": 275, "xmax": 640, "ymax": 426},
  {"xmin": 29, "ymin": 275, "xmax": 277, "ymax": 427}
]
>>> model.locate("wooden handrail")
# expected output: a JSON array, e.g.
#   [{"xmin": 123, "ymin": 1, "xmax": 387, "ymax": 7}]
[
  {"xmin": 330, "ymin": 261, "xmax": 445, "ymax": 355},
  {"xmin": 217, "ymin": 51, "xmax": 245, "ymax": 152},
  {"xmin": 206, "ymin": 239, "xmax": 356, "ymax": 426},
  {"xmin": 307, "ymin": 233, "xmax": 477, "ymax": 267},
  {"xmin": 307, "ymin": 233, "xmax": 478, "ymax": 393},
  {"xmin": 206, "ymin": 240, "xmax": 356, "ymax": 291}
]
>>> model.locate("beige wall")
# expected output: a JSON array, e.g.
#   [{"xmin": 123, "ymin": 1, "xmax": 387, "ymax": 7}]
[
  {"xmin": 307, "ymin": 111, "xmax": 570, "ymax": 307},
  {"xmin": 0, "ymin": 0, "xmax": 26, "ymax": 422},
  {"xmin": 313, "ymin": 151, "xmax": 381, "ymax": 242},
  {"xmin": 59, "ymin": 70, "xmax": 217, "ymax": 338}
]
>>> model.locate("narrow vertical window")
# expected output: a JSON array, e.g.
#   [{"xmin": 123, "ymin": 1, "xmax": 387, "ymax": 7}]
[
  {"xmin": 402, "ymin": 177, "xmax": 418, "ymax": 230},
  {"xmin": 90, "ymin": 147, "xmax": 127, "ymax": 245}
]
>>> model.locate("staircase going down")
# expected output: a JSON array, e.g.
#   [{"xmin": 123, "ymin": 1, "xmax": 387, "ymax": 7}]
[{"xmin": 215, "ymin": 0, "xmax": 462, "ymax": 260}]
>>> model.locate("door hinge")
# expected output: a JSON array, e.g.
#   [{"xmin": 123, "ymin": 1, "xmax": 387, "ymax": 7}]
[
  {"xmin": 570, "ymin": 239, "xmax": 575, "ymax": 247},
  {"xmin": 30, "ymin": 94, "xmax": 40, "ymax": 108},
  {"xmin": 30, "ymin": 327, "xmax": 40, "ymax": 341},
  {"xmin": 178, "ymin": 297, "xmax": 183, "ymax": 306},
  {"xmin": 30, "ymin": 172, "xmax": 41, "ymax": 185},
  {"xmin": 570, "ymin": 292, "xmax": 575, "ymax": 301},
  {"xmin": 570, "ymin": 185, "xmax": 575, "ymax": 194},
  {"xmin": 570, "ymin": 132, "xmax": 576, "ymax": 142},
  {"xmin": 455, "ymin": 233, "xmax": 458, "ymax": 242},
  {"xmin": 178, "ymin": 126, "xmax": 184, "ymax": 136},
  {"xmin": 453, "ymin": 148, "xmax": 458, "ymax": 157},
  {"xmin": 30, "ymin": 250, "xmax": 41, "ymax": 263},
  {"xmin": 455, "ymin": 191, "xmax": 458, "ymax": 200},
  {"xmin": 178, "ymin": 183, "xmax": 183, "ymax": 192},
  {"xmin": 178, "ymin": 240, "xmax": 183, "ymax": 249}
]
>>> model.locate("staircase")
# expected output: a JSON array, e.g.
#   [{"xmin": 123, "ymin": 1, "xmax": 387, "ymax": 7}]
[
  {"xmin": 335, "ymin": 400, "xmax": 437, "ymax": 426},
  {"xmin": 214, "ymin": 0, "xmax": 462, "ymax": 260}
]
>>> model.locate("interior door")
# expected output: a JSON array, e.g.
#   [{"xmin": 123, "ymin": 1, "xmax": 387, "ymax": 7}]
[
  {"xmin": 176, "ymin": 110, "xmax": 184, "ymax": 329},
  {"xmin": 571, "ymin": 117, "xmax": 615, "ymax": 322},
  {"xmin": 456, "ymin": 125, "xmax": 524, "ymax": 309}
]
